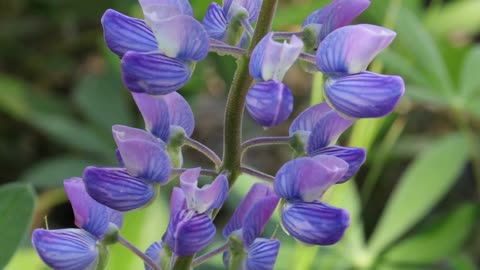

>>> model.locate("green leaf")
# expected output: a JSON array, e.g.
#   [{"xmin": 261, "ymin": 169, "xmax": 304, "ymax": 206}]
[
  {"xmin": 382, "ymin": 203, "xmax": 477, "ymax": 264},
  {"xmin": 393, "ymin": 8, "xmax": 453, "ymax": 94},
  {"xmin": 424, "ymin": 0, "xmax": 480, "ymax": 38},
  {"xmin": 368, "ymin": 133, "xmax": 470, "ymax": 256},
  {"xmin": 19, "ymin": 156, "xmax": 98, "ymax": 187},
  {"xmin": 379, "ymin": 50, "xmax": 430, "ymax": 88},
  {"xmin": 30, "ymin": 113, "xmax": 113, "ymax": 158},
  {"xmin": 107, "ymin": 196, "xmax": 170, "ymax": 270},
  {"xmin": 73, "ymin": 72, "xmax": 133, "ymax": 130},
  {"xmin": 449, "ymin": 254, "xmax": 477, "ymax": 270},
  {"xmin": 404, "ymin": 85, "xmax": 451, "ymax": 107},
  {"xmin": 459, "ymin": 46, "xmax": 480, "ymax": 97},
  {"xmin": 0, "ymin": 183, "xmax": 36, "ymax": 268},
  {"xmin": 5, "ymin": 248, "xmax": 48, "ymax": 270}
]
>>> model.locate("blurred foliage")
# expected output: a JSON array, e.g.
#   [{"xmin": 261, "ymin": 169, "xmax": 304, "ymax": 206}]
[{"xmin": 1, "ymin": 0, "xmax": 479, "ymax": 269}]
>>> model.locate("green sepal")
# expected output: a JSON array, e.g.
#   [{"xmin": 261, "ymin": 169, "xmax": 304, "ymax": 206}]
[
  {"xmin": 96, "ymin": 244, "xmax": 109, "ymax": 270},
  {"xmin": 227, "ymin": 234, "xmax": 247, "ymax": 270},
  {"xmin": 167, "ymin": 128, "xmax": 186, "ymax": 168},
  {"xmin": 289, "ymin": 133, "xmax": 307, "ymax": 158},
  {"xmin": 161, "ymin": 245, "xmax": 174, "ymax": 270},
  {"xmin": 100, "ymin": 224, "xmax": 120, "ymax": 246},
  {"xmin": 225, "ymin": 7, "xmax": 248, "ymax": 46},
  {"xmin": 299, "ymin": 24, "xmax": 322, "ymax": 73}
]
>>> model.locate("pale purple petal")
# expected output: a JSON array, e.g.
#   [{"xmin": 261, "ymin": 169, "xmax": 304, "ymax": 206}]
[
  {"xmin": 325, "ymin": 72, "xmax": 405, "ymax": 118},
  {"xmin": 170, "ymin": 187, "xmax": 187, "ymax": 214},
  {"xmin": 303, "ymin": 0, "xmax": 370, "ymax": 41},
  {"xmin": 246, "ymin": 81, "xmax": 294, "ymax": 127},
  {"xmin": 144, "ymin": 242, "xmax": 164, "ymax": 270},
  {"xmin": 306, "ymin": 110, "xmax": 353, "ymax": 153},
  {"xmin": 250, "ymin": 33, "xmax": 304, "ymax": 81},
  {"xmin": 289, "ymin": 102, "xmax": 333, "ymax": 135},
  {"xmin": 223, "ymin": 183, "xmax": 276, "ymax": 238},
  {"xmin": 121, "ymin": 51, "xmax": 192, "ymax": 95},
  {"xmin": 180, "ymin": 169, "xmax": 229, "ymax": 213},
  {"xmin": 147, "ymin": 15, "xmax": 210, "ymax": 61},
  {"xmin": 132, "ymin": 92, "xmax": 194, "ymax": 141},
  {"xmin": 316, "ymin": 24, "xmax": 396, "ymax": 74},
  {"xmin": 64, "ymin": 177, "xmax": 109, "ymax": 239},
  {"xmin": 313, "ymin": 146, "xmax": 366, "ymax": 183},
  {"xmin": 139, "ymin": 0, "xmax": 193, "ymax": 16},
  {"xmin": 165, "ymin": 210, "xmax": 216, "ymax": 256},
  {"xmin": 281, "ymin": 201, "xmax": 350, "ymax": 245},
  {"xmin": 246, "ymin": 238, "xmax": 280, "ymax": 270},
  {"xmin": 274, "ymin": 157, "xmax": 348, "ymax": 202},
  {"xmin": 83, "ymin": 167, "xmax": 155, "ymax": 212},
  {"xmin": 32, "ymin": 229, "xmax": 98, "ymax": 270},
  {"xmin": 112, "ymin": 125, "xmax": 171, "ymax": 183},
  {"xmin": 203, "ymin": 2, "xmax": 227, "ymax": 40},
  {"xmin": 242, "ymin": 196, "xmax": 280, "ymax": 247},
  {"xmin": 101, "ymin": 9, "xmax": 157, "ymax": 57}
]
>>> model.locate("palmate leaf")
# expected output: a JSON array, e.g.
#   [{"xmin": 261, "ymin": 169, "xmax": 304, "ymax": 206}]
[
  {"xmin": 0, "ymin": 183, "xmax": 36, "ymax": 269},
  {"xmin": 368, "ymin": 133, "xmax": 470, "ymax": 256}
]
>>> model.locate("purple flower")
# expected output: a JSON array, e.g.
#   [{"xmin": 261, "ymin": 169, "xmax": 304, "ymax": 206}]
[
  {"xmin": 144, "ymin": 242, "xmax": 165, "ymax": 270},
  {"xmin": 289, "ymin": 102, "xmax": 366, "ymax": 182},
  {"xmin": 83, "ymin": 126, "xmax": 171, "ymax": 211},
  {"xmin": 32, "ymin": 178, "xmax": 123, "ymax": 270},
  {"xmin": 316, "ymin": 24, "xmax": 405, "ymax": 118},
  {"xmin": 274, "ymin": 156, "xmax": 351, "ymax": 245},
  {"xmin": 246, "ymin": 33, "xmax": 303, "ymax": 127},
  {"xmin": 223, "ymin": 183, "xmax": 280, "ymax": 270},
  {"xmin": 303, "ymin": 0, "xmax": 370, "ymax": 44},
  {"xmin": 203, "ymin": 0, "xmax": 262, "ymax": 44},
  {"xmin": 164, "ymin": 169, "xmax": 228, "ymax": 255},
  {"xmin": 101, "ymin": 0, "xmax": 209, "ymax": 95},
  {"xmin": 132, "ymin": 92, "xmax": 194, "ymax": 142}
]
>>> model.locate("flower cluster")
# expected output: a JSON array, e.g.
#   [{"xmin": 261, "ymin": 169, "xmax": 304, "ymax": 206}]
[{"xmin": 32, "ymin": 0, "xmax": 404, "ymax": 269}]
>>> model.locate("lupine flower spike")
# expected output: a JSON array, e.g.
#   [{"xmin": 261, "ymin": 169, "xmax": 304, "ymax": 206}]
[
  {"xmin": 32, "ymin": 178, "xmax": 123, "ymax": 270},
  {"xmin": 102, "ymin": 0, "xmax": 209, "ymax": 95}
]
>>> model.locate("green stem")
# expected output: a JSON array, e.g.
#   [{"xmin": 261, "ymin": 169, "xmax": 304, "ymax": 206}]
[
  {"xmin": 183, "ymin": 137, "xmax": 222, "ymax": 168},
  {"xmin": 240, "ymin": 166, "xmax": 275, "ymax": 183},
  {"xmin": 192, "ymin": 242, "xmax": 230, "ymax": 267},
  {"xmin": 241, "ymin": 136, "xmax": 291, "ymax": 156},
  {"xmin": 221, "ymin": 0, "xmax": 279, "ymax": 188}
]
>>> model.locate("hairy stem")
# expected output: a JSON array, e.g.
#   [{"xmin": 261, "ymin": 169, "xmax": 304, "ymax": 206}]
[
  {"xmin": 210, "ymin": 43, "xmax": 247, "ymax": 58},
  {"xmin": 192, "ymin": 242, "xmax": 231, "ymax": 267},
  {"xmin": 170, "ymin": 168, "xmax": 219, "ymax": 177},
  {"xmin": 222, "ymin": 0, "xmax": 279, "ymax": 187},
  {"xmin": 118, "ymin": 235, "xmax": 161, "ymax": 270},
  {"xmin": 241, "ymin": 136, "xmax": 291, "ymax": 157},
  {"xmin": 183, "ymin": 137, "xmax": 222, "ymax": 168}
]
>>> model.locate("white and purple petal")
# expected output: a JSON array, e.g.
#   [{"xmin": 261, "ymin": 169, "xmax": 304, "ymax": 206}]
[
  {"xmin": 223, "ymin": 183, "xmax": 276, "ymax": 238},
  {"xmin": 306, "ymin": 109, "xmax": 353, "ymax": 154},
  {"xmin": 101, "ymin": 9, "xmax": 157, "ymax": 57},
  {"xmin": 121, "ymin": 51, "xmax": 192, "ymax": 95},
  {"xmin": 139, "ymin": 0, "xmax": 193, "ymax": 17},
  {"xmin": 112, "ymin": 125, "xmax": 171, "ymax": 183},
  {"xmin": 83, "ymin": 167, "xmax": 155, "ymax": 212},
  {"xmin": 303, "ymin": 0, "xmax": 370, "ymax": 41},
  {"xmin": 147, "ymin": 15, "xmax": 210, "ymax": 61},
  {"xmin": 250, "ymin": 33, "xmax": 303, "ymax": 81},
  {"xmin": 274, "ymin": 156, "xmax": 348, "ymax": 202},
  {"xmin": 170, "ymin": 187, "xmax": 187, "ymax": 214},
  {"xmin": 246, "ymin": 238, "xmax": 280, "ymax": 270},
  {"xmin": 32, "ymin": 229, "xmax": 98, "ymax": 270},
  {"xmin": 313, "ymin": 146, "xmax": 366, "ymax": 183},
  {"xmin": 203, "ymin": 2, "xmax": 228, "ymax": 41},
  {"xmin": 165, "ymin": 210, "xmax": 216, "ymax": 256},
  {"xmin": 144, "ymin": 242, "xmax": 164, "ymax": 270},
  {"xmin": 281, "ymin": 201, "xmax": 350, "ymax": 245},
  {"xmin": 316, "ymin": 24, "xmax": 396, "ymax": 74},
  {"xmin": 132, "ymin": 92, "xmax": 194, "ymax": 142},
  {"xmin": 246, "ymin": 81, "xmax": 294, "ymax": 127},
  {"xmin": 180, "ymin": 168, "xmax": 229, "ymax": 213},
  {"xmin": 64, "ymin": 178, "xmax": 110, "ymax": 239},
  {"xmin": 325, "ymin": 72, "xmax": 405, "ymax": 118}
]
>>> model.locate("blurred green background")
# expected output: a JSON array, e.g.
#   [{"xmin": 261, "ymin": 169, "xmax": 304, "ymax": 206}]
[{"xmin": 0, "ymin": 0, "xmax": 479, "ymax": 269}]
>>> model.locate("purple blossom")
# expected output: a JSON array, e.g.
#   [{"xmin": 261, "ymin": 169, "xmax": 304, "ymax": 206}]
[
  {"xmin": 32, "ymin": 178, "xmax": 123, "ymax": 270},
  {"xmin": 164, "ymin": 169, "xmax": 228, "ymax": 256},
  {"xmin": 223, "ymin": 183, "xmax": 280, "ymax": 270},
  {"xmin": 316, "ymin": 24, "xmax": 405, "ymax": 118},
  {"xmin": 274, "ymin": 156, "xmax": 351, "ymax": 245},
  {"xmin": 101, "ymin": 0, "xmax": 209, "ymax": 95}
]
